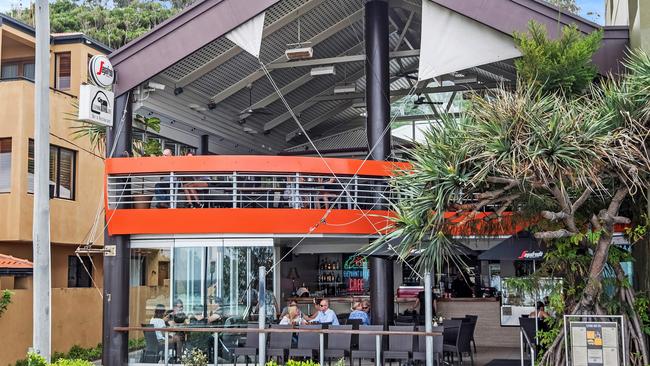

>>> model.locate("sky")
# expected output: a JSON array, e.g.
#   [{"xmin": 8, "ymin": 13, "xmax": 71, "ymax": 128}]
[{"xmin": 0, "ymin": 0, "xmax": 606, "ymax": 24}]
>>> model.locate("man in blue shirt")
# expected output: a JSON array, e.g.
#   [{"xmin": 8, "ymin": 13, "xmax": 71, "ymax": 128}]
[{"xmin": 306, "ymin": 299, "xmax": 339, "ymax": 325}]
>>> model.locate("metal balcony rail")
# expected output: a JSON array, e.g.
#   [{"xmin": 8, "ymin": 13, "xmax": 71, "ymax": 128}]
[
  {"xmin": 115, "ymin": 325, "xmax": 443, "ymax": 366},
  {"xmin": 107, "ymin": 172, "xmax": 394, "ymax": 211}
]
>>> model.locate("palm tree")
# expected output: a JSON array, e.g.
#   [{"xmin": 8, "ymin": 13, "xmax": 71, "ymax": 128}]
[{"xmin": 370, "ymin": 50, "xmax": 650, "ymax": 365}]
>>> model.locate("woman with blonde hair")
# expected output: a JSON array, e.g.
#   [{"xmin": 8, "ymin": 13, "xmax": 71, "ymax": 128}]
[{"xmin": 279, "ymin": 305, "xmax": 303, "ymax": 326}]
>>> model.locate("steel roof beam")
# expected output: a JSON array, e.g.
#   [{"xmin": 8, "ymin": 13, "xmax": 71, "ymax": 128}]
[
  {"xmin": 311, "ymin": 82, "xmax": 499, "ymax": 102},
  {"xmin": 175, "ymin": 0, "xmax": 326, "ymax": 88},
  {"xmin": 266, "ymin": 49, "xmax": 420, "ymax": 70},
  {"xmin": 285, "ymin": 101, "xmax": 358, "ymax": 141},
  {"xmin": 211, "ymin": 8, "xmax": 364, "ymax": 104},
  {"xmin": 263, "ymin": 67, "xmax": 366, "ymax": 132}
]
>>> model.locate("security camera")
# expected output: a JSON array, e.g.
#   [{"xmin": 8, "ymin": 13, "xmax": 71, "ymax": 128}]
[{"xmin": 146, "ymin": 81, "xmax": 166, "ymax": 90}]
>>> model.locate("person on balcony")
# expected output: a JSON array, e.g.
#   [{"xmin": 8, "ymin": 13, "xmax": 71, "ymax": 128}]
[
  {"xmin": 279, "ymin": 306, "xmax": 304, "ymax": 326},
  {"xmin": 180, "ymin": 152, "xmax": 209, "ymax": 208},
  {"xmin": 153, "ymin": 149, "xmax": 173, "ymax": 208}
]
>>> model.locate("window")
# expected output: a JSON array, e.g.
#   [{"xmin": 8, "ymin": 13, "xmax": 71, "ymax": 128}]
[
  {"xmin": 0, "ymin": 138, "xmax": 11, "ymax": 193},
  {"xmin": 28, "ymin": 140, "xmax": 76, "ymax": 199},
  {"xmin": 55, "ymin": 52, "xmax": 71, "ymax": 90},
  {"xmin": 68, "ymin": 256, "xmax": 92, "ymax": 288},
  {"xmin": 1, "ymin": 61, "xmax": 36, "ymax": 80}
]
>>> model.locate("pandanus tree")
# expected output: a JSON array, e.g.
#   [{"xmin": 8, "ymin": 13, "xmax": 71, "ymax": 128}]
[{"xmin": 368, "ymin": 22, "xmax": 650, "ymax": 366}]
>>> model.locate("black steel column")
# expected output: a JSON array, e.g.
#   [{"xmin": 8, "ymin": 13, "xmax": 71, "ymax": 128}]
[
  {"xmin": 370, "ymin": 256, "xmax": 394, "ymax": 326},
  {"xmin": 365, "ymin": 0, "xmax": 394, "ymax": 328},
  {"xmin": 199, "ymin": 134, "xmax": 210, "ymax": 155},
  {"xmin": 365, "ymin": 0, "xmax": 390, "ymax": 160},
  {"xmin": 103, "ymin": 92, "xmax": 132, "ymax": 366}
]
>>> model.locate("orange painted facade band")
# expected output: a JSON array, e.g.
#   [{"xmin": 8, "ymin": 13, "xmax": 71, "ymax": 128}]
[
  {"xmin": 105, "ymin": 208, "xmax": 394, "ymax": 235},
  {"xmin": 105, "ymin": 155, "xmax": 410, "ymax": 176}
]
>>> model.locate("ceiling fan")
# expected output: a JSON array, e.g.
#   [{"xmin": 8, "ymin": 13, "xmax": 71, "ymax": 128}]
[
  {"xmin": 391, "ymin": 68, "xmax": 418, "ymax": 80},
  {"xmin": 238, "ymin": 84, "xmax": 272, "ymax": 123},
  {"xmin": 412, "ymin": 94, "xmax": 443, "ymax": 107}
]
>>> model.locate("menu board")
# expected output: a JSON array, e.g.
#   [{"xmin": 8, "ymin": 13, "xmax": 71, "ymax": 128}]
[
  {"xmin": 343, "ymin": 255, "xmax": 369, "ymax": 294},
  {"xmin": 570, "ymin": 322, "xmax": 619, "ymax": 366}
]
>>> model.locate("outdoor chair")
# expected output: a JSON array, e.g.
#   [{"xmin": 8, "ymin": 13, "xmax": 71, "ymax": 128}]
[
  {"xmin": 232, "ymin": 325, "xmax": 260, "ymax": 365},
  {"xmin": 466, "ymin": 315, "xmax": 478, "ymax": 353},
  {"xmin": 140, "ymin": 324, "xmax": 163, "ymax": 363},
  {"xmin": 324, "ymin": 325, "xmax": 352, "ymax": 365},
  {"xmin": 288, "ymin": 324, "xmax": 322, "ymax": 360},
  {"xmin": 266, "ymin": 324, "xmax": 293, "ymax": 363},
  {"xmin": 346, "ymin": 318, "xmax": 363, "ymax": 348},
  {"xmin": 519, "ymin": 317, "xmax": 540, "ymax": 355},
  {"xmin": 382, "ymin": 325, "xmax": 414, "ymax": 365},
  {"xmin": 413, "ymin": 326, "xmax": 443, "ymax": 365},
  {"xmin": 443, "ymin": 320, "xmax": 474, "ymax": 365},
  {"xmin": 394, "ymin": 321, "xmax": 415, "ymax": 326},
  {"xmin": 350, "ymin": 325, "xmax": 383, "ymax": 366}
]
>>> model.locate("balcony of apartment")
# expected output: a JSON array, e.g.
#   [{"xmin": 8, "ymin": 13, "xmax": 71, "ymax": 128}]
[{"xmin": 105, "ymin": 155, "xmax": 406, "ymax": 236}]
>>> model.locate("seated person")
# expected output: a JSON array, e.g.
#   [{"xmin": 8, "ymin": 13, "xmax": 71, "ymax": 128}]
[
  {"xmin": 207, "ymin": 298, "xmax": 224, "ymax": 324},
  {"xmin": 279, "ymin": 306, "xmax": 304, "ymax": 326},
  {"xmin": 150, "ymin": 304, "xmax": 168, "ymax": 346},
  {"xmin": 280, "ymin": 300, "xmax": 300, "ymax": 318},
  {"xmin": 348, "ymin": 301, "xmax": 370, "ymax": 325},
  {"xmin": 304, "ymin": 299, "xmax": 339, "ymax": 325},
  {"xmin": 189, "ymin": 305, "xmax": 207, "ymax": 325}
]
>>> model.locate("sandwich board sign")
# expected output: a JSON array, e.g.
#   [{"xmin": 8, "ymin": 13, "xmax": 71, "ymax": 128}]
[{"xmin": 78, "ymin": 84, "xmax": 114, "ymax": 127}]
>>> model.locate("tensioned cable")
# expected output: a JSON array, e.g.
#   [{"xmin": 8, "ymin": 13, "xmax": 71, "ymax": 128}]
[{"xmin": 259, "ymin": 60, "xmax": 422, "ymax": 278}]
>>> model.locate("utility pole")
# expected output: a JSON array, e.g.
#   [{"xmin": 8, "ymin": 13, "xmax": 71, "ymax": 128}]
[{"xmin": 33, "ymin": 0, "xmax": 51, "ymax": 361}]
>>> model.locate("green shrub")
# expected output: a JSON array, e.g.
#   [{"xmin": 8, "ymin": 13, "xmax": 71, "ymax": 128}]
[{"xmin": 51, "ymin": 360, "xmax": 93, "ymax": 366}]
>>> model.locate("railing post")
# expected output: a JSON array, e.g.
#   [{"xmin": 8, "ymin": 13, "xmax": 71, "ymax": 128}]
[
  {"xmin": 319, "ymin": 332, "xmax": 325, "ymax": 366},
  {"xmin": 353, "ymin": 176, "xmax": 358, "ymax": 208},
  {"xmin": 375, "ymin": 334, "xmax": 381, "ymax": 366},
  {"xmin": 520, "ymin": 329, "xmax": 525, "ymax": 366},
  {"xmin": 258, "ymin": 266, "xmax": 266, "ymax": 366},
  {"xmin": 425, "ymin": 271, "xmax": 433, "ymax": 366},
  {"xmin": 294, "ymin": 172, "xmax": 300, "ymax": 209},
  {"xmin": 170, "ymin": 172, "xmax": 176, "ymax": 209},
  {"xmin": 164, "ymin": 334, "xmax": 169, "ymax": 366},
  {"xmin": 232, "ymin": 172, "xmax": 237, "ymax": 208},
  {"xmin": 213, "ymin": 332, "xmax": 219, "ymax": 366}
]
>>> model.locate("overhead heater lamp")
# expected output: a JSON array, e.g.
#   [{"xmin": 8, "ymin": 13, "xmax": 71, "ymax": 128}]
[
  {"xmin": 333, "ymin": 84, "xmax": 356, "ymax": 94},
  {"xmin": 310, "ymin": 65, "xmax": 336, "ymax": 76},
  {"xmin": 285, "ymin": 46, "xmax": 313, "ymax": 60}
]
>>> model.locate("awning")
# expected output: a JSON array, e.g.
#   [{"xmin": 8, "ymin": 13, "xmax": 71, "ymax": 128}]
[{"xmin": 477, "ymin": 232, "xmax": 544, "ymax": 261}]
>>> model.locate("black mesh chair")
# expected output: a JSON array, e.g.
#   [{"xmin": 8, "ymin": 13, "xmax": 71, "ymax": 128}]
[
  {"xmin": 288, "ymin": 324, "xmax": 322, "ymax": 360},
  {"xmin": 413, "ymin": 325, "xmax": 443, "ymax": 365},
  {"xmin": 350, "ymin": 325, "xmax": 383, "ymax": 366},
  {"xmin": 466, "ymin": 315, "xmax": 478, "ymax": 353},
  {"xmin": 232, "ymin": 325, "xmax": 260, "ymax": 365},
  {"xmin": 324, "ymin": 325, "xmax": 353, "ymax": 365},
  {"xmin": 382, "ymin": 325, "xmax": 414, "ymax": 365},
  {"xmin": 443, "ymin": 320, "xmax": 474, "ymax": 365},
  {"xmin": 266, "ymin": 324, "xmax": 293, "ymax": 363},
  {"xmin": 140, "ymin": 324, "xmax": 163, "ymax": 363},
  {"xmin": 346, "ymin": 318, "xmax": 363, "ymax": 349}
]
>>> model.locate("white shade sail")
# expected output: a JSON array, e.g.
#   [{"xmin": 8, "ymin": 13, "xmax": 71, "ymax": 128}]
[
  {"xmin": 418, "ymin": 0, "xmax": 522, "ymax": 81},
  {"xmin": 226, "ymin": 12, "xmax": 266, "ymax": 59}
]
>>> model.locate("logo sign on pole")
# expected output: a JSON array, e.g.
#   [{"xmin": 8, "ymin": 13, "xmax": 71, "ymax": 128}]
[
  {"xmin": 78, "ymin": 84, "xmax": 114, "ymax": 127},
  {"xmin": 88, "ymin": 55, "xmax": 114, "ymax": 88}
]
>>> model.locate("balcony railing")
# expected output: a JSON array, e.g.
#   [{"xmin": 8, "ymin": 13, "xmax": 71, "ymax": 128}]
[
  {"xmin": 107, "ymin": 172, "xmax": 392, "ymax": 211},
  {"xmin": 104, "ymin": 156, "xmax": 406, "ymax": 236}
]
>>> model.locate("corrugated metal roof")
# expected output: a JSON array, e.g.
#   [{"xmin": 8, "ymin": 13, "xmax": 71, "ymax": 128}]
[
  {"xmin": 284, "ymin": 126, "xmax": 409, "ymax": 154},
  {"xmin": 0, "ymin": 254, "xmax": 33, "ymax": 270}
]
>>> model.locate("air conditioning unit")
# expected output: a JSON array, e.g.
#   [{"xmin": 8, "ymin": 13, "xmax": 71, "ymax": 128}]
[
  {"xmin": 285, "ymin": 46, "xmax": 313, "ymax": 60},
  {"xmin": 333, "ymin": 84, "xmax": 356, "ymax": 94}
]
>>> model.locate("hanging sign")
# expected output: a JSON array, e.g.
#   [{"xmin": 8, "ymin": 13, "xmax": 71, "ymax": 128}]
[
  {"xmin": 78, "ymin": 84, "xmax": 114, "ymax": 127},
  {"xmin": 88, "ymin": 55, "xmax": 115, "ymax": 88}
]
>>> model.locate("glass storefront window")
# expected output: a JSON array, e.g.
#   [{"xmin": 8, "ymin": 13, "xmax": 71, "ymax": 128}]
[{"xmin": 129, "ymin": 238, "xmax": 274, "ymax": 364}]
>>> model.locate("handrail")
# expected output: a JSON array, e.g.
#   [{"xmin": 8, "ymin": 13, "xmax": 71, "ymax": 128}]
[{"xmin": 115, "ymin": 325, "xmax": 443, "ymax": 336}]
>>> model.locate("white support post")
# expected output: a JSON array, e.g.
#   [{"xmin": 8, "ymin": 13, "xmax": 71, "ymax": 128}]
[
  {"xmin": 425, "ymin": 271, "xmax": 433, "ymax": 366},
  {"xmin": 164, "ymin": 336, "xmax": 169, "ymax": 365},
  {"xmin": 375, "ymin": 334, "xmax": 381, "ymax": 366},
  {"xmin": 33, "ymin": 0, "xmax": 51, "ymax": 361},
  {"xmin": 258, "ymin": 266, "xmax": 266, "ymax": 366},
  {"xmin": 213, "ymin": 333, "xmax": 219, "ymax": 366},
  {"xmin": 319, "ymin": 333, "xmax": 325, "ymax": 366}
]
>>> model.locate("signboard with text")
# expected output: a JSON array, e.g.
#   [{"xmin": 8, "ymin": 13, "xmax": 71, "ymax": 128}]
[
  {"xmin": 78, "ymin": 84, "xmax": 114, "ymax": 127},
  {"xmin": 343, "ymin": 255, "xmax": 369, "ymax": 294},
  {"xmin": 570, "ymin": 321, "xmax": 620, "ymax": 366},
  {"xmin": 88, "ymin": 55, "xmax": 115, "ymax": 88}
]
